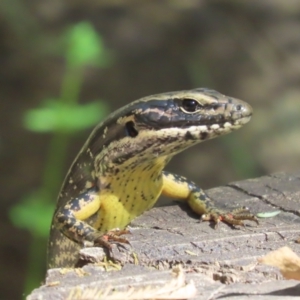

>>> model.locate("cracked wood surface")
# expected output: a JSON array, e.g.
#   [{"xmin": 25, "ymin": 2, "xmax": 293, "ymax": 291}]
[{"xmin": 28, "ymin": 172, "xmax": 300, "ymax": 300}]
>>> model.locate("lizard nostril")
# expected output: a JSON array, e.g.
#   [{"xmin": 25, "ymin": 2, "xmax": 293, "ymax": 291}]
[{"xmin": 236, "ymin": 104, "xmax": 243, "ymax": 111}]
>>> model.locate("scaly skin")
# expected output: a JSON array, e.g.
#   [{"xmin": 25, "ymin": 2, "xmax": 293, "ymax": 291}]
[{"xmin": 47, "ymin": 88, "xmax": 256, "ymax": 269}]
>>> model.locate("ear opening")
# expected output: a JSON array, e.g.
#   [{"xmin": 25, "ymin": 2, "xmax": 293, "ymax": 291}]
[{"xmin": 125, "ymin": 121, "xmax": 139, "ymax": 137}]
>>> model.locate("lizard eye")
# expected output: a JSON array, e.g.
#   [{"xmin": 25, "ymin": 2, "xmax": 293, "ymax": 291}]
[
  {"xmin": 125, "ymin": 121, "xmax": 138, "ymax": 137},
  {"xmin": 182, "ymin": 99, "xmax": 199, "ymax": 112}
]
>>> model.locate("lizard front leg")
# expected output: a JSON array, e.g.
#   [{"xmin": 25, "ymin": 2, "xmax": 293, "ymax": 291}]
[
  {"xmin": 161, "ymin": 171, "xmax": 258, "ymax": 227},
  {"xmin": 54, "ymin": 187, "xmax": 128, "ymax": 249}
]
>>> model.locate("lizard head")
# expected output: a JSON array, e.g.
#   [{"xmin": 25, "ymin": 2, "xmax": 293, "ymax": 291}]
[
  {"xmin": 90, "ymin": 88, "xmax": 252, "ymax": 171},
  {"xmin": 130, "ymin": 88, "xmax": 252, "ymax": 141}
]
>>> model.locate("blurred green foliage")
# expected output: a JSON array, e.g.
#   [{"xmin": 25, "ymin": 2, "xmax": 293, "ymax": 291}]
[
  {"xmin": 9, "ymin": 21, "xmax": 112, "ymax": 297},
  {"xmin": 24, "ymin": 100, "xmax": 107, "ymax": 132},
  {"xmin": 66, "ymin": 22, "xmax": 111, "ymax": 68}
]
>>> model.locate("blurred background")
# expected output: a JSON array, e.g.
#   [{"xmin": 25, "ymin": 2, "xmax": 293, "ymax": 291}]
[{"xmin": 1, "ymin": 0, "xmax": 300, "ymax": 299}]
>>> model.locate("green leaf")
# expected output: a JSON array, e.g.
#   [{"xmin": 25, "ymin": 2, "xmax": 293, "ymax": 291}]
[
  {"xmin": 24, "ymin": 99, "xmax": 108, "ymax": 132},
  {"xmin": 65, "ymin": 21, "xmax": 111, "ymax": 68},
  {"xmin": 9, "ymin": 191, "xmax": 54, "ymax": 237},
  {"xmin": 256, "ymin": 211, "xmax": 281, "ymax": 218}
]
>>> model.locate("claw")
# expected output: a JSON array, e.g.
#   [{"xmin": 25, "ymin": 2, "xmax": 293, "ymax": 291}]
[
  {"xmin": 201, "ymin": 208, "xmax": 259, "ymax": 227},
  {"xmin": 94, "ymin": 228, "xmax": 131, "ymax": 249}
]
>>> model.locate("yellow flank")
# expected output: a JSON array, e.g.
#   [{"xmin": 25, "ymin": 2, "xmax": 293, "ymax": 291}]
[
  {"xmin": 94, "ymin": 192, "xmax": 128, "ymax": 231},
  {"xmin": 185, "ymin": 192, "xmax": 209, "ymax": 216},
  {"xmin": 162, "ymin": 172, "xmax": 208, "ymax": 215},
  {"xmin": 73, "ymin": 194, "xmax": 101, "ymax": 220},
  {"xmin": 95, "ymin": 159, "xmax": 166, "ymax": 232},
  {"xmin": 162, "ymin": 173, "xmax": 190, "ymax": 199}
]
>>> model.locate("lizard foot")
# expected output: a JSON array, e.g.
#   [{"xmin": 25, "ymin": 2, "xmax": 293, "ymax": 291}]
[
  {"xmin": 201, "ymin": 207, "xmax": 259, "ymax": 228},
  {"xmin": 94, "ymin": 228, "xmax": 131, "ymax": 250}
]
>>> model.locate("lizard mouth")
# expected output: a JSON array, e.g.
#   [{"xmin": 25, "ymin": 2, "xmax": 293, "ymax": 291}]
[
  {"xmin": 234, "ymin": 115, "xmax": 252, "ymax": 126},
  {"xmin": 181, "ymin": 113, "xmax": 252, "ymax": 129}
]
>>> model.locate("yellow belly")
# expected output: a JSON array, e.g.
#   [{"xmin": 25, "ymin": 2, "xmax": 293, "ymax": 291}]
[{"xmin": 95, "ymin": 162, "xmax": 165, "ymax": 232}]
